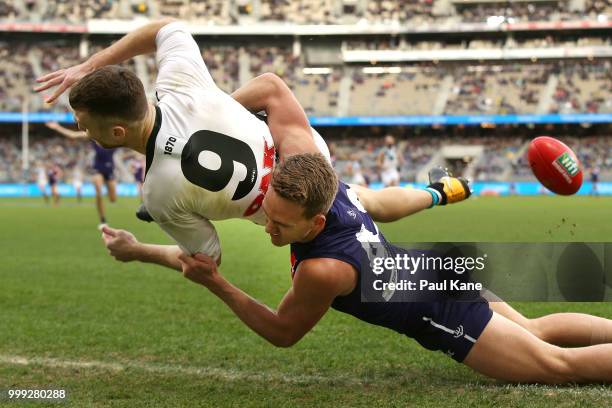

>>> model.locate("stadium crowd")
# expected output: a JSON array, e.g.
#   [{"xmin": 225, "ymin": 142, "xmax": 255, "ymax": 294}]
[
  {"xmin": 1, "ymin": 1, "xmax": 610, "ymax": 187},
  {"xmin": 0, "ymin": 130, "xmax": 138, "ymax": 184},
  {"xmin": 1, "ymin": 0, "xmax": 610, "ymax": 24},
  {"xmin": 344, "ymin": 36, "xmax": 611, "ymax": 51},
  {"xmin": 2, "ymin": 124, "xmax": 609, "ymax": 185},
  {"xmin": 2, "ymin": 38, "xmax": 610, "ymax": 116}
]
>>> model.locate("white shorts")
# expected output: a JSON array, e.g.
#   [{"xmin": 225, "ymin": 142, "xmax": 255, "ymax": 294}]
[
  {"xmin": 351, "ymin": 173, "xmax": 366, "ymax": 186},
  {"xmin": 381, "ymin": 168, "xmax": 400, "ymax": 186}
]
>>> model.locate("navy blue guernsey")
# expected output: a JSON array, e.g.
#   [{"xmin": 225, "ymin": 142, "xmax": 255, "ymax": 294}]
[
  {"xmin": 91, "ymin": 141, "xmax": 116, "ymax": 169},
  {"xmin": 290, "ymin": 182, "xmax": 429, "ymax": 338},
  {"xmin": 291, "ymin": 182, "xmax": 493, "ymax": 361}
]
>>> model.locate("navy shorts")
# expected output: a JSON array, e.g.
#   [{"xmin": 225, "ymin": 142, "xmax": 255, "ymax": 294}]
[
  {"xmin": 134, "ymin": 169, "xmax": 144, "ymax": 183},
  {"xmin": 95, "ymin": 166, "xmax": 115, "ymax": 182},
  {"xmin": 410, "ymin": 299, "xmax": 493, "ymax": 362}
]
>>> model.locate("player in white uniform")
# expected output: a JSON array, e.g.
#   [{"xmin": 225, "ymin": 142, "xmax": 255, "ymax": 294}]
[
  {"xmin": 142, "ymin": 22, "xmax": 332, "ymax": 259},
  {"xmin": 72, "ymin": 166, "xmax": 83, "ymax": 203},
  {"xmin": 35, "ymin": 163, "xmax": 49, "ymax": 203},
  {"xmin": 144, "ymin": 23, "xmax": 281, "ymax": 257},
  {"xmin": 35, "ymin": 19, "xmax": 332, "ymax": 262},
  {"xmin": 35, "ymin": 19, "xmax": 469, "ymax": 269},
  {"xmin": 345, "ymin": 153, "xmax": 367, "ymax": 187},
  {"xmin": 378, "ymin": 135, "xmax": 402, "ymax": 187}
]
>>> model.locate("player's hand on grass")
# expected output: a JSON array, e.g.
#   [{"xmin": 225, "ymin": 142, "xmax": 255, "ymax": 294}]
[
  {"xmin": 34, "ymin": 61, "xmax": 95, "ymax": 104},
  {"xmin": 179, "ymin": 253, "xmax": 219, "ymax": 286},
  {"xmin": 100, "ymin": 225, "xmax": 140, "ymax": 262}
]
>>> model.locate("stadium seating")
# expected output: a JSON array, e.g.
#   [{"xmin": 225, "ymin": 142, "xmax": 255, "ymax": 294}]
[
  {"xmin": 0, "ymin": 0, "xmax": 610, "ymax": 185},
  {"xmin": 4, "ymin": 40, "xmax": 608, "ymax": 118},
  {"xmin": 0, "ymin": 0, "xmax": 609, "ymax": 23}
]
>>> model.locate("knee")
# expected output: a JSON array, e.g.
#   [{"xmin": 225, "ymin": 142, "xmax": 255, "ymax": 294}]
[{"xmin": 525, "ymin": 317, "xmax": 549, "ymax": 342}]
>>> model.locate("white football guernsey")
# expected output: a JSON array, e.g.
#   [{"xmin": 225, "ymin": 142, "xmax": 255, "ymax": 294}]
[{"xmin": 143, "ymin": 22, "xmax": 329, "ymax": 259}]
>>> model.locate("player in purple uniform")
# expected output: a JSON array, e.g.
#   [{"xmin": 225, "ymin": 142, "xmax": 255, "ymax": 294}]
[
  {"xmin": 90, "ymin": 141, "xmax": 118, "ymax": 223},
  {"xmin": 176, "ymin": 153, "xmax": 612, "ymax": 384},
  {"xmin": 590, "ymin": 166, "xmax": 600, "ymax": 196},
  {"xmin": 46, "ymin": 121, "xmax": 116, "ymax": 224},
  {"xmin": 131, "ymin": 155, "xmax": 145, "ymax": 202},
  {"xmin": 46, "ymin": 163, "xmax": 63, "ymax": 206}
]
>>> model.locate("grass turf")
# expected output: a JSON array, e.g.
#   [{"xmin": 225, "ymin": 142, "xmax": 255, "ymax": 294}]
[{"xmin": 0, "ymin": 196, "xmax": 611, "ymax": 407}]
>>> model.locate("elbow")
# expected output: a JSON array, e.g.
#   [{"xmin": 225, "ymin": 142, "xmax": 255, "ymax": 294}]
[
  {"xmin": 158, "ymin": 17, "xmax": 178, "ymax": 26},
  {"xmin": 271, "ymin": 338, "xmax": 297, "ymax": 348},
  {"xmin": 269, "ymin": 332, "xmax": 302, "ymax": 348},
  {"xmin": 258, "ymin": 72, "xmax": 286, "ymax": 96},
  {"xmin": 259, "ymin": 72, "xmax": 283, "ymax": 85}
]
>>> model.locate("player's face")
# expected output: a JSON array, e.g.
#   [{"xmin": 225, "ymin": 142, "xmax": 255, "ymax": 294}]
[
  {"xmin": 73, "ymin": 109, "xmax": 124, "ymax": 149},
  {"xmin": 262, "ymin": 189, "xmax": 318, "ymax": 247}
]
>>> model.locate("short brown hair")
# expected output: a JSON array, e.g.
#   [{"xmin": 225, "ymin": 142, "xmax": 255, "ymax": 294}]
[
  {"xmin": 272, "ymin": 153, "xmax": 338, "ymax": 218},
  {"xmin": 69, "ymin": 66, "xmax": 148, "ymax": 122}
]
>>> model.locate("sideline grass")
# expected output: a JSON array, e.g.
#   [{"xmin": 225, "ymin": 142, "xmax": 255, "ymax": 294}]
[{"xmin": 1, "ymin": 196, "xmax": 611, "ymax": 407}]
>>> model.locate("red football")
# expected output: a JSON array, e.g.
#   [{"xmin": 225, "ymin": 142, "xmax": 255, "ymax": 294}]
[{"xmin": 527, "ymin": 136, "xmax": 583, "ymax": 195}]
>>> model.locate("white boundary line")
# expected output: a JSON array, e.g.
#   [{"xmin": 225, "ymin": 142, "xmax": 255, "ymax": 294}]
[
  {"xmin": 3, "ymin": 354, "xmax": 612, "ymax": 394},
  {"xmin": 0, "ymin": 354, "xmax": 362, "ymax": 386}
]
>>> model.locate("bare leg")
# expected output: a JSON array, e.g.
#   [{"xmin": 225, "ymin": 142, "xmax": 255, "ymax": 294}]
[
  {"xmin": 51, "ymin": 185, "xmax": 60, "ymax": 206},
  {"xmin": 39, "ymin": 185, "xmax": 49, "ymax": 204},
  {"xmin": 106, "ymin": 179, "xmax": 117, "ymax": 203},
  {"xmin": 489, "ymin": 301, "xmax": 612, "ymax": 346},
  {"xmin": 464, "ymin": 312, "xmax": 612, "ymax": 384},
  {"xmin": 93, "ymin": 174, "xmax": 106, "ymax": 223}
]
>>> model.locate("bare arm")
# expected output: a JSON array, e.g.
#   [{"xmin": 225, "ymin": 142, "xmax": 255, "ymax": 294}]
[
  {"xmin": 101, "ymin": 225, "xmax": 222, "ymax": 271},
  {"xmin": 351, "ymin": 184, "xmax": 433, "ymax": 223},
  {"xmin": 46, "ymin": 121, "xmax": 87, "ymax": 139},
  {"xmin": 132, "ymin": 244, "xmax": 185, "ymax": 271},
  {"xmin": 35, "ymin": 18, "xmax": 176, "ymax": 103},
  {"xmin": 180, "ymin": 255, "xmax": 354, "ymax": 347},
  {"xmin": 231, "ymin": 73, "xmax": 320, "ymax": 159},
  {"xmin": 101, "ymin": 225, "xmax": 184, "ymax": 271}
]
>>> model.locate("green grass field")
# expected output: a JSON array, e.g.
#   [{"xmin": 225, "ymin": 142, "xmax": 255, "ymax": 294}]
[{"xmin": 1, "ymin": 196, "xmax": 611, "ymax": 407}]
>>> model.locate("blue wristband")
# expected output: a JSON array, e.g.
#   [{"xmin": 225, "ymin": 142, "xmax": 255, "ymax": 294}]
[{"xmin": 424, "ymin": 187, "xmax": 440, "ymax": 208}]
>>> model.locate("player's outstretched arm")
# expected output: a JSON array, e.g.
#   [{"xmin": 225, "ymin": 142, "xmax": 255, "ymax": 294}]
[
  {"xmin": 181, "ymin": 255, "xmax": 353, "ymax": 347},
  {"xmin": 35, "ymin": 18, "xmax": 176, "ymax": 104},
  {"xmin": 231, "ymin": 73, "xmax": 320, "ymax": 159},
  {"xmin": 46, "ymin": 121, "xmax": 87, "ymax": 139},
  {"xmin": 101, "ymin": 225, "xmax": 184, "ymax": 272}
]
